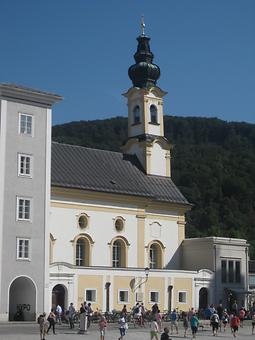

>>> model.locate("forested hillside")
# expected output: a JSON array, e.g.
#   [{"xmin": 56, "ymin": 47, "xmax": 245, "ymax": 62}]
[{"xmin": 52, "ymin": 116, "xmax": 255, "ymax": 258}]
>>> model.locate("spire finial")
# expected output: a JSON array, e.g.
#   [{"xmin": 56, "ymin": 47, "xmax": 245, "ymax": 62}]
[{"xmin": 141, "ymin": 15, "xmax": 145, "ymax": 35}]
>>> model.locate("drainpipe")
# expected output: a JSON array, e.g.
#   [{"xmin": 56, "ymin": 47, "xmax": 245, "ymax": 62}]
[
  {"xmin": 168, "ymin": 285, "xmax": 173, "ymax": 312},
  {"xmin": 105, "ymin": 282, "xmax": 111, "ymax": 312},
  {"xmin": 214, "ymin": 245, "xmax": 217, "ymax": 303}
]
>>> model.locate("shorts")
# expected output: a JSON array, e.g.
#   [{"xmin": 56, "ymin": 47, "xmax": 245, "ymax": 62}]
[
  {"xmin": 191, "ymin": 326, "xmax": 197, "ymax": 334},
  {"xmin": 100, "ymin": 329, "xmax": 105, "ymax": 336},
  {"xmin": 150, "ymin": 330, "xmax": 158, "ymax": 337},
  {"xmin": 232, "ymin": 326, "xmax": 238, "ymax": 332},
  {"xmin": 211, "ymin": 322, "xmax": 219, "ymax": 330}
]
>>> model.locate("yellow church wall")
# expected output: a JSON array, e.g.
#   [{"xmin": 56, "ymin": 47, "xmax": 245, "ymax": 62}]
[
  {"xmin": 113, "ymin": 276, "xmax": 136, "ymax": 311},
  {"xmin": 144, "ymin": 277, "xmax": 165, "ymax": 311},
  {"xmin": 77, "ymin": 275, "xmax": 103, "ymax": 311},
  {"xmin": 173, "ymin": 277, "xmax": 193, "ymax": 312}
]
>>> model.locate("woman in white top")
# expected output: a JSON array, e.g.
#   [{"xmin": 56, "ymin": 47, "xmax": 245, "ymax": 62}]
[{"xmin": 150, "ymin": 318, "xmax": 159, "ymax": 340}]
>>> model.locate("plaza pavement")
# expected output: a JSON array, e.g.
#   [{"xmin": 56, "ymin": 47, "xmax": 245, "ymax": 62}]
[{"xmin": 0, "ymin": 321, "xmax": 254, "ymax": 340}]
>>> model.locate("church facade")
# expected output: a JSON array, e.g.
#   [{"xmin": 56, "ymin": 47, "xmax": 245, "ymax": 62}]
[{"xmin": 0, "ymin": 29, "xmax": 249, "ymax": 321}]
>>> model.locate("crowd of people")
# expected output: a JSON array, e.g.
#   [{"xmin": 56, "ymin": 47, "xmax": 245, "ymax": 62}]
[{"xmin": 37, "ymin": 300, "xmax": 255, "ymax": 340}]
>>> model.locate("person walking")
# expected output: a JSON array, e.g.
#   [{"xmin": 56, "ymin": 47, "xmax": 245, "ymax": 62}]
[
  {"xmin": 46, "ymin": 309, "xmax": 56, "ymax": 335},
  {"xmin": 150, "ymin": 318, "xmax": 159, "ymax": 340},
  {"xmin": 183, "ymin": 312, "xmax": 189, "ymax": 337},
  {"xmin": 239, "ymin": 308, "xmax": 245, "ymax": 328},
  {"xmin": 118, "ymin": 314, "xmax": 127, "ymax": 340},
  {"xmin": 252, "ymin": 312, "xmax": 255, "ymax": 335},
  {"xmin": 210, "ymin": 311, "xmax": 220, "ymax": 336},
  {"xmin": 170, "ymin": 309, "xmax": 178, "ymax": 335},
  {"xmin": 230, "ymin": 314, "xmax": 240, "ymax": 337},
  {"xmin": 99, "ymin": 315, "xmax": 107, "ymax": 340},
  {"xmin": 190, "ymin": 314, "xmax": 199, "ymax": 339},
  {"xmin": 38, "ymin": 312, "xmax": 49, "ymax": 340},
  {"xmin": 55, "ymin": 304, "xmax": 62, "ymax": 325},
  {"xmin": 68, "ymin": 302, "xmax": 76, "ymax": 329},
  {"xmin": 222, "ymin": 310, "xmax": 229, "ymax": 332}
]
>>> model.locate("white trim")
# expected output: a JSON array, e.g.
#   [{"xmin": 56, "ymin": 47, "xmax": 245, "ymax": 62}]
[
  {"xmin": 118, "ymin": 289, "xmax": 129, "ymax": 304},
  {"xmin": 177, "ymin": 290, "xmax": 187, "ymax": 304},
  {"xmin": 149, "ymin": 290, "xmax": 160, "ymax": 303},
  {"xmin": 16, "ymin": 237, "xmax": 31, "ymax": 260},
  {"xmin": 85, "ymin": 288, "xmax": 97, "ymax": 303},
  {"xmin": 17, "ymin": 153, "xmax": 33, "ymax": 178},
  {"xmin": 18, "ymin": 112, "xmax": 34, "ymax": 137},
  {"xmin": 16, "ymin": 196, "xmax": 32, "ymax": 222}
]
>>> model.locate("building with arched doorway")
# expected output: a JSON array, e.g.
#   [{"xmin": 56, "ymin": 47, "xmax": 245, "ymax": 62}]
[{"xmin": 0, "ymin": 24, "xmax": 249, "ymax": 320}]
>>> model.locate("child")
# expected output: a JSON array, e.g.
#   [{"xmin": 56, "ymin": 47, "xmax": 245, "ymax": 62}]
[
  {"xmin": 99, "ymin": 315, "xmax": 107, "ymax": 340},
  {"xmin": 150, "ymin": 318, "xmax": 159, "ymax": 340},
  {"xmin": 118, "ymin": 314, "xmax": 127, "ymax": 340},
  {"xmin": 222, "ymin": 310, "xmax": 229, "ymax": 332},
  {"xmin": 230, "ymin": 314, "xmax": 240, "ymax": 337},
  {"xmin": 161, "ymin": 327, "xmax": 170, "ymax": 340}
]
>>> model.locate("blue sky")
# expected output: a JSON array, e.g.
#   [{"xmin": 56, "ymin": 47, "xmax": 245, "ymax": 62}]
[{"xmin": 1, "ymin": 0, "xmax": 254, "ymax": 125}]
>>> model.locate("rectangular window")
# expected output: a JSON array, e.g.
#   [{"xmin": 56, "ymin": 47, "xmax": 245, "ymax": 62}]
[
  {"xmin": 229, "ymin": 260, "xmax": 234, "ymax": 283},
  {"xmin": 17, "ymin": 197, "xmax": 31, "ymax": 221},
  {"xmin": 150, "ymin": 291, "xmax": 159, "ymax": 303},
  {"xmin": 235, "ymin": 261, "xmax": 241, "ymax": 283},
  {"xmin": 118, "ymin": 290, "xmax": 129, "ymax": 303},
  {"xmin": 85, "ymin": 289, "xmax": 97, "ymax": 303},
  {"xmin": 178, "ymin": 291, "xmax": 187, "ymax": 303},
  {"xmin": 17, "ymin": 238, "xmax": 30, "ymax": 260},
  {"xmin": 19, "ymin": 113, "xmax": 33, "ymax": 136},
  {"xmin": 18, "ymin": 154, "xmax": 32, "ymax": 177},
  {"xmin": 221, "ymin": 260, "xmax": 227, "ymax": 283}
]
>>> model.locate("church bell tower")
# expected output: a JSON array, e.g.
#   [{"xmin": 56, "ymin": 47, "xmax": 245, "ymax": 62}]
[{"xmin": 122, "ymin": 20, "xmax": 171, "ymax": 177}]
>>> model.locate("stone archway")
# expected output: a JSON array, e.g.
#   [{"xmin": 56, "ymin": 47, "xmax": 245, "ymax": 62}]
[
  {"xmin": 52, "ymin": 284, "xmax": 67, "ymax": 310},
  {"xmin": 199, "ymin": 287, "xmax": 208, "ymax": 310},
  {"xmin": 9, "ymin": 276, "xmax": 36, "ymax": 321}
]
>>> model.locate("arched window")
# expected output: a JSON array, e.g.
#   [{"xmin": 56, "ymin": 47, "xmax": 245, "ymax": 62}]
[
  {"xmin": 133, "ymin": 105, "xmax": 140, "ymax": 124},
  {"xmin": 111, "ymin": 238, "xmax": 128, "ymax": 268},
  {"xmin": 149, "ymin": 242, "xmax": 163, "ymax": 269},
  {"xmin": 150, "ymin": 105, "xmax": 158, "ymax": 124},
  {"xmin": 75, "ymin": 237, "xmax": 90, "ymax": 266}
]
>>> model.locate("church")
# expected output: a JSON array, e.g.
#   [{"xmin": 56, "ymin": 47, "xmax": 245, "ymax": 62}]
[{"xmin": 0, "ymin": 25, "xmax": 249, "ymax": 321}]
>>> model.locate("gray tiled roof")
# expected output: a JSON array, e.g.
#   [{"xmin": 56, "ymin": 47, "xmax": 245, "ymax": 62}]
[{"xmin": 51, "ymin": 142, "xmax": 189, "ymax": 205}]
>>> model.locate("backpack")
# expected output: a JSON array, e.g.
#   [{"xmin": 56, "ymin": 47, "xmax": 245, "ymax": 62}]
[{"xmin": 212, "ymin": 314, "xmax": 218, "ymax": 323}]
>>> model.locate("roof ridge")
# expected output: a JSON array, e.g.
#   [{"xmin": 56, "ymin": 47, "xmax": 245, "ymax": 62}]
[{"xmin": 52, "ymin": 141, "xmax": 125, "ymax": 156}]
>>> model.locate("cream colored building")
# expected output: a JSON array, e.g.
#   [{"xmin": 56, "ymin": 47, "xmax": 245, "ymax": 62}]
[
  {"xmin": 0, "ymin": 28, "xmax": 249, "ymax": 322},
  {"xmin": 48, "ymin": 30, "xmax": 215, "ymax": 314}
]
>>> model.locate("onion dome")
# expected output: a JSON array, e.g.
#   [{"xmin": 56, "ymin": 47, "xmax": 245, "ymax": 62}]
[{"xmin": 128, "ymin": 34, "xmax": 160, "ymax": 89}]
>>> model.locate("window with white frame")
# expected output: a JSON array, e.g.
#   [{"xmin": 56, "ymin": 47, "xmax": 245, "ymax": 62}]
[
  {"xmin": 178, "ymin": 291, "xmax": 187, "ymax": 303},
  {"xmin": 150, "ymin": 291, "xmax": 159, "ymax": 303},
  {"xmin": 18, "ymin": 154, "xmax": 32, "ymax": 177},
  {"xmin": 118, "ymin": 290, "xmax": 129, "ymax": 303},
  {"xmin": 17, "ymin": 238, "xmax": 30, "ymax": 260},
  {"xmin": 17, "ymin": 197, "xmax": 31, "ymax": 221},
  {"xmin": 85, "ymin": 289, "xmax": 97, "ymax": 303},
  {"xmin": 19, "ymin": 113, "xmax": 33, "ymax": 136}
]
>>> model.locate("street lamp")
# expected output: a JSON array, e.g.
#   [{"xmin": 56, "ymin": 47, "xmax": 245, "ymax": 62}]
[{"xmin": 131, "ymin": 267, "xmax": 150, "ymax": 292}]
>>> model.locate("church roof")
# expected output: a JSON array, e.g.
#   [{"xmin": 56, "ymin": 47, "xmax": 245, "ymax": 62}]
[{"xmin": 51, "ymin": 142, "xmax": 189, "ymax": 205}]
